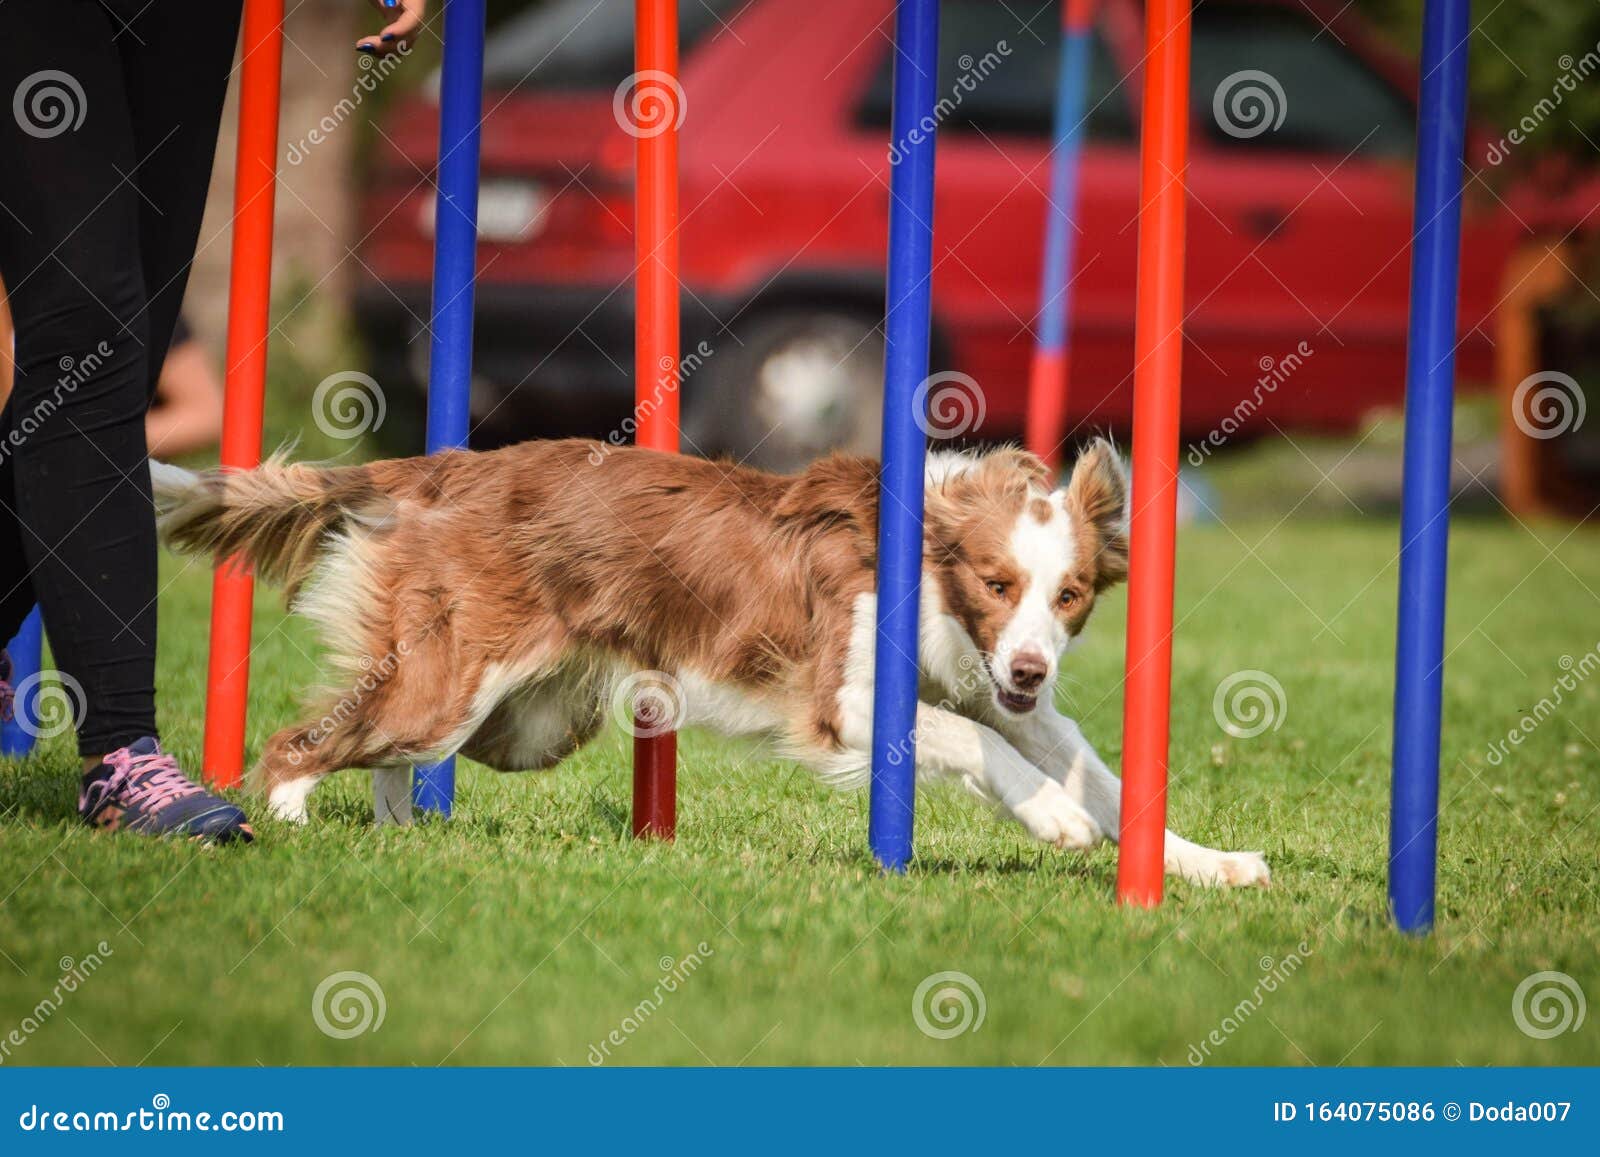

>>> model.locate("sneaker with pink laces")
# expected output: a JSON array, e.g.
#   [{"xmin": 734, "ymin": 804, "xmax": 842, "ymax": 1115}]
[{"xmin": 79, "ymin": 737, "xmax": 254, "ymax": 843}]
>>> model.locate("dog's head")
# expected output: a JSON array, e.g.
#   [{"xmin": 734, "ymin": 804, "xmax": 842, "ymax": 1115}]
[{"xmin": 924, "ymin": 440, "xmax": 1128, "ymax": 715}]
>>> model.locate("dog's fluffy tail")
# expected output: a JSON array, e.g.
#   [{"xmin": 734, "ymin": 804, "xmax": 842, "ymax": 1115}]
[{"xmin": 152, "ymin": 454, "xmax": 394, "ymax": 594}]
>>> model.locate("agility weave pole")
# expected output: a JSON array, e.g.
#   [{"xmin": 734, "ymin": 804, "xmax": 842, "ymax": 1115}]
[
  {"xmin": 203, "ymin": 0, "xmax": 284, "ymax": 788},
  {"xmin": 630, "ymin": 0, "xmax": 682, "ymax": 840},
  {"xmin": 868, "ymin": 0, "xmax": 940, "ymax": 872},
  {"xmin": 1115, "ymin": 0, "xmax": 1191, "ymax": 908},
  {"xmin": 1389, "ymin": 0, "xmax": 1469, "ymax": 935},
  {"xmin": 1024, "ymin": 0, "xmax": 1097, "ymax": 472},
  {"xmin": 405, "ymin": 0, "xmax": 488, "ymax": 819},
  {"xmin": 1, "ymin": 609, "xmax": 43, "ymax": 757}
]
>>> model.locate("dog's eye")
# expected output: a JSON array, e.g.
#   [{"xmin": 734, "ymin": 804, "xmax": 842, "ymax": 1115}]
[
  {"xmin": 986, "ymin": 580, "xmax": 1008, "ymax": 599},
  {"xmin": 1058, "ymin": 589, "xmax": 1078, "ymax": 607}
]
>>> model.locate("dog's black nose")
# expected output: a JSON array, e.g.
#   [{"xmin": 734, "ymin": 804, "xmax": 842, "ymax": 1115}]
[{"xmin": 1010, "ymin": 652, "xmax": 1048, "ymax": 692}]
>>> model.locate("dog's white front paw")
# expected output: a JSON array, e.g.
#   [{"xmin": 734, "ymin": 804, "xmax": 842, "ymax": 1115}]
[
  {"xmin": 1174, "ymin": 849, "xmax": 1271, "ymax": 888},
  {"xmin": 1013, "ymin": 783, "xmax": 1103, "ymax": 850}
]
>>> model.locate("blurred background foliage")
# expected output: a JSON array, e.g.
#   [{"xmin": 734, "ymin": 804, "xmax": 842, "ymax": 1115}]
[{"xmin": 1357, "ymin": 0, "xmax": 1600, "ymax": 171}]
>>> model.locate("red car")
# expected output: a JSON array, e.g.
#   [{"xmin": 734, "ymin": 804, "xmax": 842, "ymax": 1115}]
[{"xmin": 354, "ymin": 0, "xmax": 1562, "ymax": 469}]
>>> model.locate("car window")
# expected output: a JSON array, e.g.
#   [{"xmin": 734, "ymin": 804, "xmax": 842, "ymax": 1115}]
[
  {"xmin": 482, "ymin": 0, "xmax": 741, "ymax": 91},
  {"xmin": 1192, "ymin": 3, "xmax": 1414, "ymax": 156},
  {"xmin": 855, "ymin": 0, "xmax": 1135, "ymax": 142}
]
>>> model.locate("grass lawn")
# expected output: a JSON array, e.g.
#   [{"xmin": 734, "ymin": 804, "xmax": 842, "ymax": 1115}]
[{"xmin": 1, "ymin": 508, "xmax": 1597, "ymax": 1067}]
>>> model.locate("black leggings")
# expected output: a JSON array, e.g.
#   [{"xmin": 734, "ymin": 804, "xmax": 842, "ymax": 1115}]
[{"xmin": 0, "ymin": 0, "xmax": 243, "ymax": 754}]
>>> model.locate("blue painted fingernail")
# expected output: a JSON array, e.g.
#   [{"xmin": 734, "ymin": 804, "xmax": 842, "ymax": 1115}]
[
  {"xmin": 357, "ymin": 43, "xmax": 376, "ymax": 54},
  {"xmin": 381, "ymin": 33, "xmax": 395, "ymax": 42}
]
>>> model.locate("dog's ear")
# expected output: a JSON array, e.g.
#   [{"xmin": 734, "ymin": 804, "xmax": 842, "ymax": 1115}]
[{"xmin": 1063, "ymin": 438, "xmax": 1128, "ymax": 590}]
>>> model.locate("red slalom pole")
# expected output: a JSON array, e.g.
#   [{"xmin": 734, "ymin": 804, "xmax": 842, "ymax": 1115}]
[
  {"xmin": 631, "ymin": 0, "xmax": 680, "ymax": 839},
  {"xmin": 1116, "ymin": 0, "xmax": 1191, "ymax": 907},
  {"xmin": 203, "ymin": 0, "xmax": 283, "ymax": 787}
]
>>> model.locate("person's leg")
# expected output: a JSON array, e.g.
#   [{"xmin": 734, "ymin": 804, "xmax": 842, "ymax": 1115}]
[
  {"xmin": 113, "ymin": 0, "xmax": 244, "ymax": 388},
  {"xmin": 0, "ymin": 1, "xmax": 158, "ymax": 755}
]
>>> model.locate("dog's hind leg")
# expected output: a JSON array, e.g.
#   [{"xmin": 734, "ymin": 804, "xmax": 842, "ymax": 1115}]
[{"xmin": 253, "ymin": 658, "xmax": 495, "ymax": 823}]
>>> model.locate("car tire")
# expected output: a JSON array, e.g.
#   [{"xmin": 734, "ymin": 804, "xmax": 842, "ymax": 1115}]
[{"xmin": 683, "ymin": 310, "xmax": 884, "ymax": 473}]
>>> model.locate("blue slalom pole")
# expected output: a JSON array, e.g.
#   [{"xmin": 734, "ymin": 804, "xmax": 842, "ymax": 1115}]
[
  {"xmin": 1024, "ymin": 0, "xmax": 1096, "ymax": 467},
  {"xmin": 1, "ymin": 607, "xmax": 43, "ymax": 757},
  {"xmin": 1389, "ymin": 0, "xmax": 1469, "ymax": 934},
  {"xmin": 869, "ymin": 0, "xmax": 940, "ymax": 872},
  {"xmin": 413, "ymin": 0, "xmax": 486, "ymax": 818}
]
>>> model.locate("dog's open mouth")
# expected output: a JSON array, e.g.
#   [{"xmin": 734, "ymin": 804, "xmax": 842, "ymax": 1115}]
[
  {"xmin": 980, "ymin": 656, "xmax": 1040, "ymax": 714},
  {"xmin": 995, "ymin": 687, "xmax": 1038, "ymax": 714}
]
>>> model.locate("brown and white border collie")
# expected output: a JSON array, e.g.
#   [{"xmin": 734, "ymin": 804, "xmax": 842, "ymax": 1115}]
[{"xmin": 152, "ymin": 438, "xmax": 1268, "ymax": 887}]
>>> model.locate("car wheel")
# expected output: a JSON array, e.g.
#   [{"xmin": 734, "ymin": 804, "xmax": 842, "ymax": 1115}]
[{"xmin": 684, "ymin": 311, "xmax": 884, "ymax": 473}]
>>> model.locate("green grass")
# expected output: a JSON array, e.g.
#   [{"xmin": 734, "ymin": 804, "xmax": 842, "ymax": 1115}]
[{"xmin": 2, "ymin": 511, "xmax": 1597, "ymax": 1067}]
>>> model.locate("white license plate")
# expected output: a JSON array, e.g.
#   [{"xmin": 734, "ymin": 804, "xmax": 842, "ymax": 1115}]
[{"xmin": 419, "ymin": 180, "xmax": 548, "ymax": 243}]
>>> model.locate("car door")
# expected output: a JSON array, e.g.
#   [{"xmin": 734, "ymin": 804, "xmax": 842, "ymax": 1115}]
[{"xmin": 1182, "ymin": 0, "xmax": 1419, "ymax": 434}]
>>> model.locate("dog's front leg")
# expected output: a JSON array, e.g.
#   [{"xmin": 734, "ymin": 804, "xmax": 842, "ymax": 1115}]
[
  {"xmin": 1000, "ymin": 707, "xmax": 1270, "ymax": 887},
  {"xmin": 905, "ymin": 704, "xmax": 1105, "ymax": 850}
]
